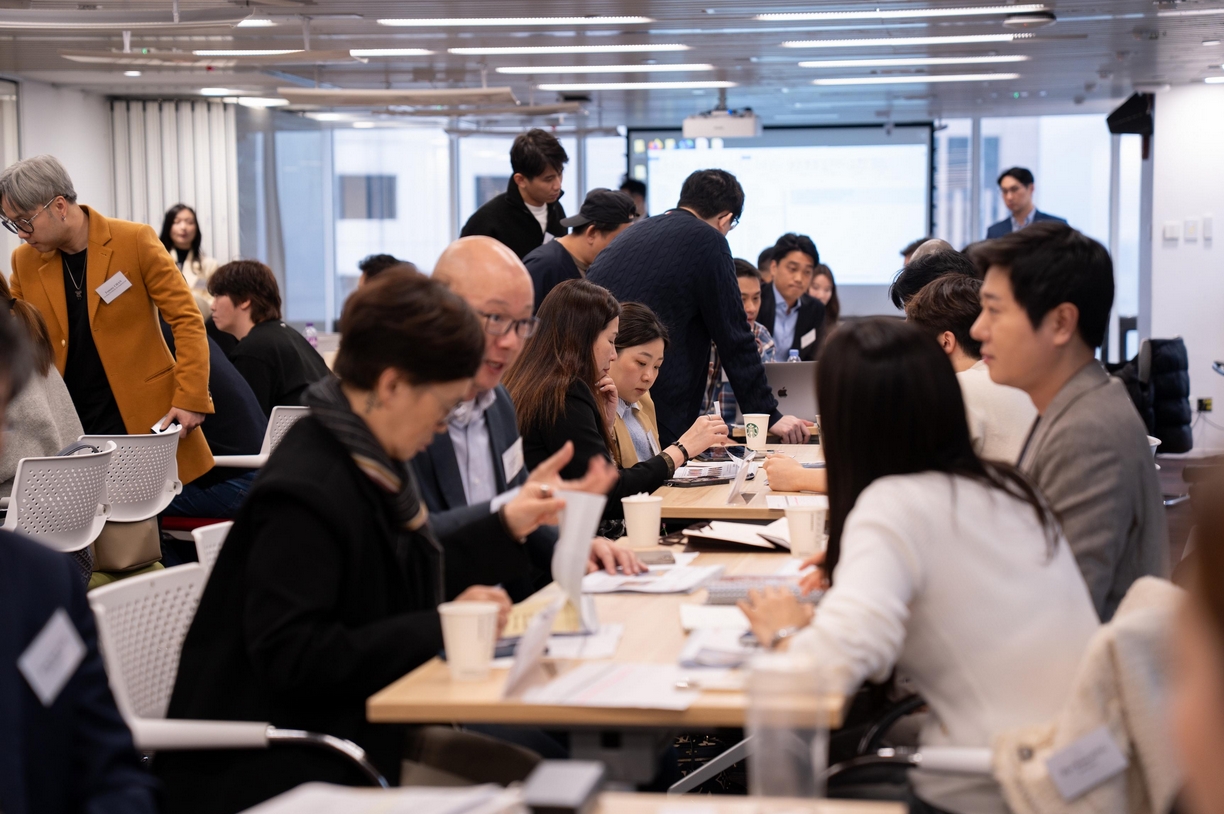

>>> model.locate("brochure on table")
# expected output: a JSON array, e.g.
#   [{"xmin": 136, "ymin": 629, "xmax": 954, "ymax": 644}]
[{"xmin": 550, "ymin": 489, "xmax": 606, "ymax": 634}]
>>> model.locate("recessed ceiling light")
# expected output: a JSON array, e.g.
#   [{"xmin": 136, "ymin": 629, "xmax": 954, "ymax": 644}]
[
  {"xmin": 378, "ymin": 16, "xmax": 652, "ymax": 26},
  {"xmin": 193, "ymin": 49, "xmax": 301, "ymax": 57},
  {"xmin": 784, "ymin": 34, "xmax": 1032, "ymax": 48},
  {"xmin": 236, "ymin": 16, "xmax": 276, "ymax": 28},
  {"xmin": 199, "ymin": 87, "xmax": 234, "ymax": 96},
  {"xmin": 759, "ymin": 4, "xmax": 1047, "ymax": 21},
  {"xmin": 812, "ymin": 73, "xmax": 1020, "ymax": 85},
  {"xmin": 1205, "ymin": 39, "xmax": 1223, "ymax": 46},
  {"xmin": 237, "ymin": 97, "xmax": 290, "ymax": 108},
  {"xmin": 799, "ymin": 55, "xmax": 1029, "ymax": 68},
  {"xmin": 352, "ymin": 121, "xmax": 377, "ymax": 128},
  {"xmin": 349, "ymin": 48, "xmax": 434, "ymax": 57},
  {"xmin": 307, "ymin": 112, "xmax": 347, "ymax": 121},
  {"xmin": 449, "ymin": 44, "xmax": 690, "ymax": 56},
  {"xmin": 536, "ymin": 80, "xmax": 736, "ymax": 90},
  {"xmin": 123, "ymin": 70, "xmax": 142, "ymax": 77},
  {"xmin": 497, "ymin": 63, "xmax": 713, "ymax": 74},
  {"xmin": 1207, "ymin": 76, "xmax": 1224, "ymax": 83}
]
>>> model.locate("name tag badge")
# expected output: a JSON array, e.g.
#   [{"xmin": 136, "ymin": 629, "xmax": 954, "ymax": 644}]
[
  {"xmin": 1046, "ymin": 725, "xmax": 1129, "ymax": 801},
  {"xmin": 800, "ymin": 328, "xmax": 818, "ymax": 350},
  {"xmin": 503, "ymin": 437, "xmax": 525, "ymax": 483},
  {"xmin": 18, "ymin": 607, "xmax": 86, "ymax": 707},
  {"xmin": 96, "ymin": 272, "xmax": 132, "ymax": 304}
]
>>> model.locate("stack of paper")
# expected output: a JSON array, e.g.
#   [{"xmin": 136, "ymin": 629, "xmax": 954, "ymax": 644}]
[
  {"xmin": 764, "ymin": 494, "xmax": 829, "ymax": 510},
  {"xmin": 681, "ymin": 518, "xmax": 791, "ymax": 551},
  {"xmin": 582, "ymin": 564, "xmax": 724, "ymax": 594},
  {"xmin": 522, "ymin": 662, "xmax": 699, "ymax": 710},
  {"xmin": 678, "ymin": 628, "xmax": 759, "ymax": 669}
]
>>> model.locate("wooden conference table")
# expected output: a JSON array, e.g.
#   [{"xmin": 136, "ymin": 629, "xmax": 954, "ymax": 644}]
[
  {"xmin": 368, "ymin": 548, "xmax": 844, "ymax": 731},
  {"xmin": 654, "ymin": 443, "xmax": 825, "ymax": 521}
]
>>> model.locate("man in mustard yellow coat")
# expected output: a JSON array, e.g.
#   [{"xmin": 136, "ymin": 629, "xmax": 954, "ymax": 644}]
[{"xmin": 0, "ymin": 155, "xmax": 214, "ymax": 483}]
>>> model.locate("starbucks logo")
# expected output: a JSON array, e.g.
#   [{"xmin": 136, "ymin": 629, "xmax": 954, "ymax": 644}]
[{"xmin": 746, "ymin": 424, "xmax": 759, "ymax": 438}]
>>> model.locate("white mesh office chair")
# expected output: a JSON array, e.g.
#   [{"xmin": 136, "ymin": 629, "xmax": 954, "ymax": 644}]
[
  {"xmin": 89, "ymin": 564, "xmax": 388, "ymax": 786},
  {"xmin": 1, "ymin": 442, "xmax": 114, "ymax": 552},
  {"xmin": 192, "ymin": 521, "xmax": 232, "ymax": 574},
  {"xmin": 213, "ymin": 406, "xmax": 309, "ymax": 469},
  {"xmin": 79, "ymin": 427, "xmax": 182, "ymax": 522}
]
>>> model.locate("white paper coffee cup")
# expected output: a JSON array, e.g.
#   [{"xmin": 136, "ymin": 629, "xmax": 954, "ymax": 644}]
[
  {"xmin": 744, "ymin": 413, "xmax": 771, "ymax": 451},
  {"xmin": 785, "ymin": 505, "xmax": 827, "ymax": 559},
  {"xmin": 439, "ymin": 601, "xmax": 500, "ymax": 681},
  {"xmin": 622, "ymin": 493, "xmax": 663, "ymax": 548}
]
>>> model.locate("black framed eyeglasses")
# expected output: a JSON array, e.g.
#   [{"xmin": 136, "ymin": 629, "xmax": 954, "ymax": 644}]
[
  {"xmin": 476, "ymin": 310, "xmax": 540, "ymax": 339},
  {"xmin": 1, "ymin": 198, "xmax": 56, "ymax": 236}
]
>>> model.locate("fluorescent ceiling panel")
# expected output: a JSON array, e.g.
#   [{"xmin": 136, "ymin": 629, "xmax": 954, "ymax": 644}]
[
  {"xmin": 496, "ymin": 63, "xmax": 713, "ymax": 74},
  {"xmin": 812, "ymin": 73, "xmax": 1020, "ymax": 85},
  {"xmin": 759, "ymin": 4, "xmax": 1048, "ymax": 21},
  {"xmin": 378, "ymin": 16, "xmax": 652, "ymax": 26},
  {"xmin": 784, "ymin": 33, "xmax": 1032, "ymax": 48},
  {"xmin": 799, "ymin": 55, "xmax": 1029, "ymax": 68},
  {"xmin": 536, "ymin": 80, "xmax": 736, "ymax": 90},
  {"xmin": 449, "ymin": 44, "xmax": 690, "ymax": 55}
]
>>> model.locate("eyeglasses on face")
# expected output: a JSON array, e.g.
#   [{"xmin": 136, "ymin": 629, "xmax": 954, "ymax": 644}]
[
  {"xmin": 1, "ymin": 198, "xmax": 57, "ymax": 236},
  {"xmin": 475, "ymin": 310, "xmax": 540, "ymax": 339}
]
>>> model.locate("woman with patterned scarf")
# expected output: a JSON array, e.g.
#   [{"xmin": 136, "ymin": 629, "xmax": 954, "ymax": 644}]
[{"xmin": 156, "ymin": 271, "xmax": 616, "ymax": 814}]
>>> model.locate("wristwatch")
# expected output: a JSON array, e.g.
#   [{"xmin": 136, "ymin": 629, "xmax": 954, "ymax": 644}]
[
  {"xmin": 769, "ymin": 626, "xmax": 803, "ymax": 650},
  {"xmin": 673, "ymin": 442, "xmax": 691, "ymax": 463}
]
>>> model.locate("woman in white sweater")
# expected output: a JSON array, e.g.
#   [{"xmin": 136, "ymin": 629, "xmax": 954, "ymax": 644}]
[
  {"xmin": 0, "ymin": 278, "xmax": 84, "ymax": 497},
  {"xmin": 740, "ymin": 318, "xmax": 1099, "ymax": 814}
]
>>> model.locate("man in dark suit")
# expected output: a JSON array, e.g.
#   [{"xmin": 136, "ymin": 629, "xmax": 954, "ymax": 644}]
[
  {"xmin": 460, "ymin": 129, "xmax": 569, "ymax": 260},
  {"xmin": 0, "ymin": 317, "xmax": 157, "ymax": 814},
  {"xmin": 986, "ymin": 167, "xmax": 1067, "ymax": 239},
  {"xmin": 419, "ymin": 237, "xmax": 640, "ymax": 596},
  {"xmin": 756, "ymin": 233, "xmax": 826, "ymax": 362}
]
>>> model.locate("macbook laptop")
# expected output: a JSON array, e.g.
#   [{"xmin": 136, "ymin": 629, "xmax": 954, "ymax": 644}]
[{"xmin": 763, "ymin": 361, "xmax": 818, "ymax": 422}]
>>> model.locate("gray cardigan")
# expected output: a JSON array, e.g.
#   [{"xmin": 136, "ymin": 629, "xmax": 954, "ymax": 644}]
[
  {"xmin": 1019, "ymin": 361, "xmax": 1169, "ymax": 621},
  {"xmin": 0, "ymin": 369, "xmax": 85, "ymax": 497}
]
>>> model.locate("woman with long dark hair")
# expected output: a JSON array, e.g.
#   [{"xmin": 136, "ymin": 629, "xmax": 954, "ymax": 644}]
[
  {"xmin": 504, "ymin": 279, "xmax": 727, "ymax": 523},
  {"xmin": 160, "ymin": 203, "xmax": 219, "ymax": 316},
  {"xmin": 740, "ymin": 318, "xmax": 1098, "ymax": 814}
]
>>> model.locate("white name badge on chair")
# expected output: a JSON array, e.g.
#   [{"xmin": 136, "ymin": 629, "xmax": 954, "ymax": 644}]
[{"xmin": 18, "ymin": 607, "xmax": 86, "ymax": 707}]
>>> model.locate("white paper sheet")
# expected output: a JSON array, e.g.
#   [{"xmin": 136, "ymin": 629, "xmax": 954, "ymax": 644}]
[
  {"xmin": 679, "ymin": 603, "xmax": 751, "ymax": 632},
  {"xmin": 522, "ymin": 662, "xmax": 699, "ymax": 710},
  {"xmin": 545, "ymin": 623, "xmax": 624, "ymax": 659},
  {"xmin": 552, "ymin": 490, "xmax": 607, "ymax": 631},
  {"xmin": 764, "ymin": 494, "xmax": 830, "ymax": 510},
  {"xmin": 582, "ymin": 564, "xmax": 724, "ymax": 594},
  {"xmin": 503, "ymin": 596, "xmax": 564, "ymax": 698},
  {"xmin": 242, "ymin": 782, "xmax": 513, "ymax": 814},
  {"xmin": 678, "ymin": 628, "xmax": 759, "ymax": 668},
  {"xmin": 682, "ymin": 518, "xmax": 789, "ymax": 549}
]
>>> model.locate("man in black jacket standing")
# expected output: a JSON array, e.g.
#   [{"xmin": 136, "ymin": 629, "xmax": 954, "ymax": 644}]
[
  {"xmin": 461, "ymin": 129, "xmax": 568, "ymax": 259},
  {"xmin": 587, "ymin": 169, "xmax": 812, "ymax": 446},
  {"xmin": 756, "ymin": 233, "xmax": 826, "ymax": 362}
]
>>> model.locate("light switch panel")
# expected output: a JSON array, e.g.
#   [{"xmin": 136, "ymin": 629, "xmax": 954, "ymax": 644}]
[
  {"xmin": 1204, "ymin": 216, "xmax": 1214, "ymax": 241},
  {"xmin": 1164, "ymin": 222, "xmax": 1181, "ymax": 240},
  {"xmin": 1186, "ymin": 219, "xmax": 1201, "ymax": 241}
]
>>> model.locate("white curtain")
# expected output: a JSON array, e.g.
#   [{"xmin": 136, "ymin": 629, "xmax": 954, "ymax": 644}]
[{"xmin": 111, "ymin": 99, "xmax": 239, "ymax": 265}]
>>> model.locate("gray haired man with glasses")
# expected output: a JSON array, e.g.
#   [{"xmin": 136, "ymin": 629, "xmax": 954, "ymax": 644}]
[{"xmin": 412, "ymin": 236, "xmax": 641, "ymax": 600}]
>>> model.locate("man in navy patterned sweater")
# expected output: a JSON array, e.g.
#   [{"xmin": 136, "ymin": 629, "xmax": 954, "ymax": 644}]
[{"xmin": 588, "ymin": 169, "xmax": 813, "ymax": 447}]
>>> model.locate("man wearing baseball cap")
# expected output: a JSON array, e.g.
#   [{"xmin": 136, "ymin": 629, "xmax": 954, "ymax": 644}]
[{"xmin": 523, "ymin": 188, "xmax": 637, "ymax": 313}]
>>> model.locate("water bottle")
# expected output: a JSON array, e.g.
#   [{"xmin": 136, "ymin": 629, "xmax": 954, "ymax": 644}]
[
  {"xmin": 304, "ymin": 322, "xmax": 318, "ymax": 348},
  {"xmin": 788, "ymin": 349, "xmax": 801, "ymax": 363}
]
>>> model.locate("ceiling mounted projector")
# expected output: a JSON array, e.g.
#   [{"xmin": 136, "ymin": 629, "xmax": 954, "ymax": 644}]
[{"xmin": 682, "ymin": 108, "xmax": 762, "ymax": 139}]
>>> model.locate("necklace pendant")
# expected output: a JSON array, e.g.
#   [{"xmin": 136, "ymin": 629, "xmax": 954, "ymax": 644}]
[{"xmin": 75, "ymin": 290, "xmax": 82, "ymax": 300}]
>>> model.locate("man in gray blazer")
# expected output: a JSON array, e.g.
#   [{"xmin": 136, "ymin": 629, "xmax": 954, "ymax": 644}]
[
  {"xmin": 970, "ymin": 222, "xmax": 1167, "ymax": 621},
  {"xmin": 414, "ymin": 237, "xmax": 640, "ymax": 599}
]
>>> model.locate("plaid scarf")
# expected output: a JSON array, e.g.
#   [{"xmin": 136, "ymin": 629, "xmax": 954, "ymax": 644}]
[{"xmin": 303, "ymin": 376, "xmax": 444, "ymax": 603}]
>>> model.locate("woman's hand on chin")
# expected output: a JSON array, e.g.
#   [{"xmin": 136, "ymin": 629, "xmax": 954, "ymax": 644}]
[{"xmin": 596, "ymin": 375, "xmax": 619, "ymax": 427}]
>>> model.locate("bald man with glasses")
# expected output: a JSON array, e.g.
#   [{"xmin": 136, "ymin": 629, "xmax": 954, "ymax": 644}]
[{"xmin": 411, "ymin": 237, "xmax": 641, "ymax": 601}]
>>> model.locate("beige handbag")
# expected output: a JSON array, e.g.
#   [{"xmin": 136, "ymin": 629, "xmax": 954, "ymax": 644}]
[{"xmin": 91, "ymin": 517, "xmax": 163, "ymax": 572}]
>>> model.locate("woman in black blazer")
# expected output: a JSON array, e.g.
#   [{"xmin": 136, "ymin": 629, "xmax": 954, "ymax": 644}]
[
  {"xmin": 504, "ymin": 280, "xmax": 727, "ymax": 524},
  {"xmin": 156, "ymin": 272, "xmax": 575, "ymax": 813}
]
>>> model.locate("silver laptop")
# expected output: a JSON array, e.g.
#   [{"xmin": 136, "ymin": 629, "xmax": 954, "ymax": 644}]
[{"xmin": 763, "ymin": 361, "xmax": 818, "ymax": 422}]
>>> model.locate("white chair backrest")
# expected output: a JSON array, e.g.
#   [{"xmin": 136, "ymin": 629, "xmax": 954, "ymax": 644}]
[
  {"xmin": 1, "ymin": 442, "xmax": 114, "ymax": 552},
  {"xmin": 263, "ymin": 406, "xmax": 309, "ymax": 456},
  {"xmin": 79, "ymin": 428, "xmax": 182, "ymax": 522},
  {"xmin": 89, "ymin": 563, "xmax": 208, "ymax": 721},
  {"xmin": 192, "ymin": 521, "xmax": 233, "ymax": 574}
]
